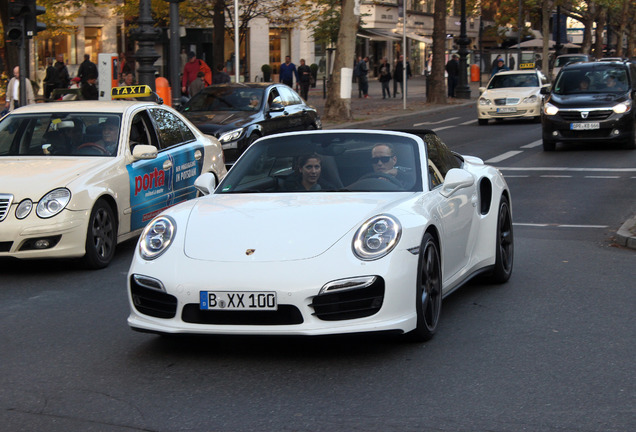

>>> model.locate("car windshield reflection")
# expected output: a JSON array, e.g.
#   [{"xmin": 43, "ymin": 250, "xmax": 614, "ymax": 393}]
[
  {"xmin": 217, "ymin": 132, "xmax": 423, "ymax": 193},
  {"xmin": 554, "ymin": 65, "xmax": 630, "ymax": 95},
  {"xmin": 184, "ymin": 87, "xmax": 265, "ymax": 112}
]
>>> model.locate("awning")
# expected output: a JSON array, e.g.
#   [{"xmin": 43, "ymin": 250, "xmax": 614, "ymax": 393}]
[
  {"xmin": 357, "ymin": 28, "xmax": 401, "ymax": 41},
  {"xmin": 401, "ymin": 31, "xmax": 432, "ymax": 44}
]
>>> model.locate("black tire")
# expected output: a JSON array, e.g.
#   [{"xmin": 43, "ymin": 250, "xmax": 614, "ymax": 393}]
[
  {"xmin": 487, "ymin": 195, "xmax": 514, "ymax": 283},
  {"xmin": 83, "ymin": 199, "xmax": 117, "ymax": 269},
  {"xmin": 542, "ymin": 139, "xmax": 556, "ymax": 151},
  {"xmin": 478, "ymin": 119, "xmax": 488, "ymax": 126},
  {"xmin": 408, "ymin": 233, "xmax": 442, "ymax": 342}
]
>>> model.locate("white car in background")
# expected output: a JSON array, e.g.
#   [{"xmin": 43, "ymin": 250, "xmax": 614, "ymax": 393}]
[
  {"xmin": 127, "ymin": 129, "xmax": 514, "ymax": 341},
  {"xmin": 478, "ymin": 70, "xmax": 549, "ymax": 125},
  {"xmin": 0, "ymin": 93, "xmax": 226, "ymax": 268}
]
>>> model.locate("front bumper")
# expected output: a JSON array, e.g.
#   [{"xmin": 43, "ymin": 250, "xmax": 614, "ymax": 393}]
[
  {"xmin": 0, "ymin": 207, "xmax": 90, "ymax": 259},
  {"xmin": 542, "ymin": 109, "xmax": 635, "ymax": 142},
  {"xmin": 477, "ymin": 101, "xmax": 541, "ymax": 119}
]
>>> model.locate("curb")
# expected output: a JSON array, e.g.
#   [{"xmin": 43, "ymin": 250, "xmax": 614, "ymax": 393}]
[{"xmin": 616, "ymin": 216, "xmax": 636, "ymax": 250}]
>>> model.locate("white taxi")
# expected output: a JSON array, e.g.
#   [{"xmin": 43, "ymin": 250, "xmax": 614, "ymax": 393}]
[
  {"xmin": 0, "ymin": 86, "xmax": 226, "ymax": 268},
  {"xmin": 478, "ymin": 69, "xmax": 549, "ymax": 125}
]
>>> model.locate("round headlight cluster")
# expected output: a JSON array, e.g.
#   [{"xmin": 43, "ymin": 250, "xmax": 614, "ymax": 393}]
[
  {"xmin": 15, "ymin": 199, "xmax": 33, "ymax": 219},
  {"xmin": 544, "ymin": 102, "xmax": 559, "ymax": 116},
  {"xmin": 613, "ymin": 101, "xmax": 632, "ymax": 114},
  {"xmin": 36, "ymin": 188, "xmax": 71, "ymax": 218},
  {"xmin": 353, "ymin": 214, "xmax": 401, "ymax": 261},
  {"xmin": 522, "ymin": 95, "xmax": 538, "ymax": 104},
  {"xmin": 478, "ymin": 97, "xmax": 492, "ymax": 106},
  {"xmin": 139, "ymin": 216, "xmax": 176, "ymax": 260}
]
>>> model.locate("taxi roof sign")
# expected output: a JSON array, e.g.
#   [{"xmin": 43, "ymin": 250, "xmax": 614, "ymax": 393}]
[
  {"xmin": 519, "ymin": 62, "xmax": 536, "ymax": 69},
  {"xmin": 111, "ymin": 85, "xmax": 153, "ymax": 99}
]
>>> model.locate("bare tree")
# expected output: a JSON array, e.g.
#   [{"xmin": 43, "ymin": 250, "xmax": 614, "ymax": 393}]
[{"xmin": 427, "ymin": 0, "xmax": 447, "ymax": 104}]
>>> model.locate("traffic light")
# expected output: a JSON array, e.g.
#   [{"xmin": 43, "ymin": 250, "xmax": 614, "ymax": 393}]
[
  {"xmin": 25, "ymin": 0, "xmax": 46, "ymax": 38},
  {"xmin": 6, "ymin": 0, "xmax": 29, "ymax": 42}
]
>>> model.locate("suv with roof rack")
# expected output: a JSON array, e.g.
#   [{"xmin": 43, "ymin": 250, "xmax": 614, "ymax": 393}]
[{"xmin": 541, "ymin": 60, "xmax": 636, "ymax": 151}]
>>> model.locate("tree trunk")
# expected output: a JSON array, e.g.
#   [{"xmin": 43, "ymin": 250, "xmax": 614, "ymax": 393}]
[
  {"xmin": 323, "ymin": 0, "xmax": 356, "ymax": 121},
  {"xmin": 628, "ymin": 14, "xmax": 636, "ymax": 57},
  {"xmin": 427, "ymin": 0, "xmax": 447, "ymax": 104},
  {"xmin": 213, "ymin": 0, "xmax": 225, "ymax": 72},
  {"xmin": 615, "ymin": 0, "xmax": 629, "ymax": 57},
  {"xmin": 542, "ymin": 0, "xmax": 552, "ymax": 76},
  {"xmin": 593, "ymin": 7, "xmax": 606, "ymax": 59}
]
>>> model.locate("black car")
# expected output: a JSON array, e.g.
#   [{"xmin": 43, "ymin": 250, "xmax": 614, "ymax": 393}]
[
  {"xmin": 541, "ymin": 60, "xmax": 636, "ymax": 151},
  {"xmin": 182, "ymin": 83, "xmax": 322, "ymax": 163}
]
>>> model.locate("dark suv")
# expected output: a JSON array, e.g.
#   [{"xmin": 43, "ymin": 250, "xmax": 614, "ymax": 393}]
[{"xmin": 541, "ymin": 60, "xmax": 636, "ymax": 151}]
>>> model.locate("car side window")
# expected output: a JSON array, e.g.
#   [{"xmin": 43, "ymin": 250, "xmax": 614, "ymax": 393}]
[
  {"xmin": 267, "ymin": 88, "xmax": 281, "ymax": 106},
  {"xmin": 148, "ymin": 108, "xmax": 195, "ymax": 150},
  {"xmin": 424, "ymin": 133, "xmax": 462, "ymax": 185},
  {"xmin": 278, "ymin": 86, "xmax": 301, "ymax": 105}
]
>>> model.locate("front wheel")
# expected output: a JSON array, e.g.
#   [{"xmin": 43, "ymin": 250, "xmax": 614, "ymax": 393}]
[
  {"xmin": 83, "ymin": 199, "xmax": 117, "ymax": 269},
  {"xmin": 408, "ymin": 233, "xmax": 442, "ymax": 342}
]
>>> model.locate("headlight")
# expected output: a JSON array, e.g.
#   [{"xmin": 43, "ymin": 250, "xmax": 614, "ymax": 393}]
[
  {"xmin": 139, "ymin": 216, "xmax": 176, "ymax": 260},
  {"xmin": 36, "ymin": 188, "xmax": 71, "ymax": 218},
  {"xmin": 522, "ymin": 95, "xmax": 538, "ymax": 104},
  {"xmin": 544, "ymin": 102, "xmax": 559, "ymax": 115},
  {"xmin": 352, "ymin": 214, "xmax": 401, "ymax": 261},
  {"xmin": 478, "ymin": 97, "xmax": 491, "ymax": 106},
  {"xmin": 15, "ymin": 199, "xmax": 33, "ymax": 219},
  {"xmin": 218, "ymin": 128, "xmax": 244, "ymax": 143},
  {"xmin": 613, "ymin": 101, "xmax": 632, "ymax": 114}
]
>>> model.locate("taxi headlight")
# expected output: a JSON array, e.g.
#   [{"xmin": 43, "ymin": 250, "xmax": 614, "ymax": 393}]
[
  {"xmin": 139, "ymin": 216, "xmax": 176, "ymax": 260},
  {"xmin": 353, "ymin": 214, "xmax": 401, "ymax": 261},
  {"xmin": 16, "ymin": 199, "xmax": 33, "ymax": 219},
  {"xmin": 544, "ymin": 102, "xmax": 559, "ymax": 116},
  {"xmin": 218, "ymin": 128, "xmax": 244, "ymax": 143},
  {"xmin": 36, "ymin": 189, "xmax": 71, "ymax": 218},
  {"xmin": 523, "ymin": 95, "xmax": 538, "ymax": 104},
  {"xmin": 478, "ymin": 97, "xmax": 491, "ymax": 106},
  {"xmin": 613, "ymin": 101, "xmax": 631, "ymax": 114}
]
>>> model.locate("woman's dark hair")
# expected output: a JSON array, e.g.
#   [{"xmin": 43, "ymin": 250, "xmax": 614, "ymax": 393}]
[{"xmin": 296, "ymin": 153, "xmax": 321, "ymax": 170}]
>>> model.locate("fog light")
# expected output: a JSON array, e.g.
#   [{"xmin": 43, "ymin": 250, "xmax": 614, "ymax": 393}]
[
  {"xmin": 34, "ymin": 239, "xmax": 51, "ymax": 249},
  {"xmin": 552, "ymin": 131, "xmax": 558, "ymax": 136},
  {"xmin": 612, "ymin": 129, "xmax": 620, "ymax": 136}
]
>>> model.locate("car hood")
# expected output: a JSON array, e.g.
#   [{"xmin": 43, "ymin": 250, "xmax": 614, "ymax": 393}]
[
  {"xmin": 183, "ymin": 193, "xmax": 412, "ymax": 262},
  {"xmin": 184, "ymin": 111, "xmax": 258, "ymax": 134},
  {"xmin": 549, "ymin": 92, "xmax": 628, "ymax": 108},
  {"xmin": 0, "ymin": 157, "xmax": 106, "ymax": 200},
  {"xmin": 482, "ymin": 88, "xmax": 538, "ymax": 99}
]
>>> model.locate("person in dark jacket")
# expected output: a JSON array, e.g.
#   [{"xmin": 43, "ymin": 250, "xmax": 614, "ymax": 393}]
[
  {"xmin": 80, "ymin": 74, "xmax": 99, "ymax": 100},
  {"xmin": 212, "ymin": 65, "xmax": 231, "ymax": 84},
  {"xmin": 445, "ymin": 54, "xmax": 459, "ymax": 97},
  {"xmin": 77, "ymin": 54, "xmax": 98, "ymax": 83},
  {"xmin": 297, "ymin": 58, "xmax": 312, "ymax": 100},
  {"xmin": 43, "ymin": 57, "xmax": 58, "ymax": 100},
  {"xmin": 393, "ymin": 55, "xmax": 412, "ymax": 98},
  {"xmin": 378, "ymin": 57, "xmax": 392, "ymax": 99},
  {"xmin": 54, "ymin": 54, "xmax": 71, "ymax": 90},
  {"xmin": 279, "ymin": 56, "xmax": 298, "ymax": 88}
]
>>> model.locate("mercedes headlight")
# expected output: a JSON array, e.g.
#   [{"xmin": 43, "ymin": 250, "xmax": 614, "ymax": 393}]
[
  {"xmin": 478, "ymin": 97, "xmax": 491, "ymax": 106},
  {"xmin": 15, "ymin": 199, "xmax": 33, "ymax": 219},
  {"xmin": 36, "ymin": 189, "xmax": 71, "ymax": 218},
  {"xmin": 353, "ymin": 215, "xmax": 401, "ymax": 261},
  {"xmin": 613, "ymin": 101, "xmax": 632, "ymax": 114},
  {"xmin": 544, "ymin": 102, "xmax": 559, "ymax": 115},
  {"xmin": 139, "ymin": 216, "xmax": 176, "ymax": 260},
  {"xmin": 218, "ymin": 128, "xmax": 244, "ymax": 143},
  {"xmin": 522, "ymin": 95, "xmax": 538, "ymax": 104}
]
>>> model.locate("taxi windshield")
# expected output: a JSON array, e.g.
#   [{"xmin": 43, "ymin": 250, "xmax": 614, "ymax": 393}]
[
  {"xmin": 488, "ymin": 73, "xmax": 539, "ymax": 89},
  {"xmin": 554, "ymin": 65, "xmax": 629, "ymax": 95},
  {"xmin": 184, "ymin": 87, "xmax": 265, "ymax": 112},
  {"xmin": 217, "ymin": 132, "xmax": 423, "ymax": 193},
  {"xmin": 0, "ymin": 113, "xmax": 122, "ymax": 157}
]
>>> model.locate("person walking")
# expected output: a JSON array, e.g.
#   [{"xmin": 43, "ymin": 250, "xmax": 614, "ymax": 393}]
[
  {"xmin": 393, "ymin": 55, "xmax": 412, "ymax": 98},
  {"xmin": 490, "ymin": 58, "xmax": 509, "ymax": 77},
  {"xmin": 359, "ymin": 56, "xmax": 370, "ymax": 98},
  {"xmin": 297, "ymin": 58, "xmax": 312, "ymax": 100},
  {"xmin": 378, "ymin": 57, "xmax": 392, "ymax": 99},
  {"xmin": 279, "ymin": 55, "xmax": 298, "ymax": 88},
  {"xmin": 43, "ymin": 57, "xmax": 58, "ymax": 100},
  {"xmin": 80, "ymin": 74, "xmax": 99, "ymax": 100},
  {"xmin": 212, "ymin": 64, "xmax": 231, "ymax": 84},
  {"xmin": 181, "ymin": 51, "xmax": 200, "ymax": 97},
  {"xmin": 445, "ymin": 54, "xmax": 459, "ymax": 98},
  {"xmin": 77, "ymin": 54, "xmax": 98, "ymax": 83},
  {"xmin": 189, "ymin": 72, "xmax": 206, "ymax": 97},
  {"xmin": 54, "ymin": 54, "xmax": 71, "ymax": 90},
  {"xmin": 5, "ymin": 66, "xmax": 35, "ymax": 111}
]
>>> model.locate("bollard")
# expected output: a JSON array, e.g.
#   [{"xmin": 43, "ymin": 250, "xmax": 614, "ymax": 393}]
[{"xmin": 155, "ymin": 77, "xmax": 172, "ymax": 107}]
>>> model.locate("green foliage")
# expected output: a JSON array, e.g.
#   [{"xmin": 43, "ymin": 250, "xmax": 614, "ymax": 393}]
[{"xmin": 261, "ymin": 64, "xmax": 272, "ymax": 74}]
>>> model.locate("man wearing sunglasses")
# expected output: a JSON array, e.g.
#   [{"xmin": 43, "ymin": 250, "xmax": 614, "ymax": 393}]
[{"xmin": 371, "ymin": 143, "xmax": 412, "ymax": 188}]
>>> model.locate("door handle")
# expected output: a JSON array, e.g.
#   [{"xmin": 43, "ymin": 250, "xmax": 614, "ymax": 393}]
[{"xmin": 163, "ymin": 160, "xmax": 173, "ymax": 170}]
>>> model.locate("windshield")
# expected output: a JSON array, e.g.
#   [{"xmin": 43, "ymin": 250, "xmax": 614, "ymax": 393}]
[
  {"xmin": 553, "ymin": 65, "xmax": 630, "ymax": 95},
  {"xmin": 184, "ymin": 87, "xmax": 265, "ymax": 112},
  {"xmin": 487, "ymin": 73, "xmax": 539, "ymax": 89},
  {"xmin": 217, "ymin": 132, "xmax": 423, "ymax": 193},
  {"xmin": 0, "ymin": 113, "xmax": 121, "ymax": 157},
  {"xmin": 555, "ymin": 56, "xmax": 588, "ymax": 67}
]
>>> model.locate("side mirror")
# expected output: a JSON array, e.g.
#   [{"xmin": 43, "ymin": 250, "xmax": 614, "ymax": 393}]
[
  {"xmin": 194, "ymin": 172, "xmax": 217, "ymax": 195},
  {"xmin": 131, "ymin": 144, "xmax": 158, "ymax": 161},
  {"xmin": 269, "ymin": 103, "xmax": 285, "ymax": 112},
  {"xmin": 540, "ymin": 86, "xmax": 551, "ymax": 95},
  {"xmin": 440, "ymin": 168, "xmax": 474, "ymax": 198},
  {"xmin": 478, "ymin": 87, "xmax": 486, "ymax": 94}
]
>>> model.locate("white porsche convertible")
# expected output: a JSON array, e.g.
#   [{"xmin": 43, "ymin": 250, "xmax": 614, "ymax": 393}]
[{"xmin": 127, "ymin": 129, "xmax": 513, "ymax": 341}]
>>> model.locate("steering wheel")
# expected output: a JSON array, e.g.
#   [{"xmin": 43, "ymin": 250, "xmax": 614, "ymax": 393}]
[
  {"xmin": 358, "ymin": 171, "xmax": 404, "ymax": 188},
  {"xmin": 76, "ymin": 142, "xmax": 109, "ymax": 155}
]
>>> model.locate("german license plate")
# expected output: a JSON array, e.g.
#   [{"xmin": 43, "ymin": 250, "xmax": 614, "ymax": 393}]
[
  {"xmin": 496, "ymin": 107, "xmax": 517, "ymax": 113},
  {"xmin": 571, "ymin": 122, "xmax": 600, "ymax": 130},
  {"xmin": 200, "ymin": 291, "xmax": 277, "ymax": 310}
]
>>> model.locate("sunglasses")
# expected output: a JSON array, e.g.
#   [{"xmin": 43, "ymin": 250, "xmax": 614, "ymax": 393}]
[{"xmin": 372, "ymin": 156, "xmax": 393, "ymax": 164}]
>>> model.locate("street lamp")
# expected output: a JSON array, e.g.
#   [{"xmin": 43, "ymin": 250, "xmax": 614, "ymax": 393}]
[
  {"xmin": 455, "ymin": 0, "xmax": 471, "ymax": 99},
  {"xmin": 166, "ymin": 0, "xmax": 184, "ymax": 107}
]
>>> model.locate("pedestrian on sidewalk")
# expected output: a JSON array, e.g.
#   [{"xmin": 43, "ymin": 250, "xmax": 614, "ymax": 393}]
[
  {"xmin": 297, "ymin": 58, "xmax": 311, "ymax": 100},
  {"xmin": 5, "ymin": 66, "xmax": 35, "ymax": 111},
  {"xmin": 445, "ymin": 54, "xmax": 459, "ymax": 98},
  {"xmin": 279, "ymin": 55, "xmax": 298, "ymax": 89},
  {"xmin": 378, "ymin": 57, "xmax": 392, "ymax": 99},
  {"xmin": 393, "ymin": 54, "xmax": 412, "ymax": 98},
  {"xmin": 359, "ymin": 56, "xmax": 370, "ymax": 98}
]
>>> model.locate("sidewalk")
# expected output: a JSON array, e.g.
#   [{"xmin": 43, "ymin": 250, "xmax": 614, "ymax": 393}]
[{"xmin": 302, "ymin": 75, "xmax": 636, "ymax": 251}]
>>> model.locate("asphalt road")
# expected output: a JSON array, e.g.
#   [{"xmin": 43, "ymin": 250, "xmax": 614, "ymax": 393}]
[{"xmin": 1, "ymin": 115, "xmax": 635, "ymax": 432}]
